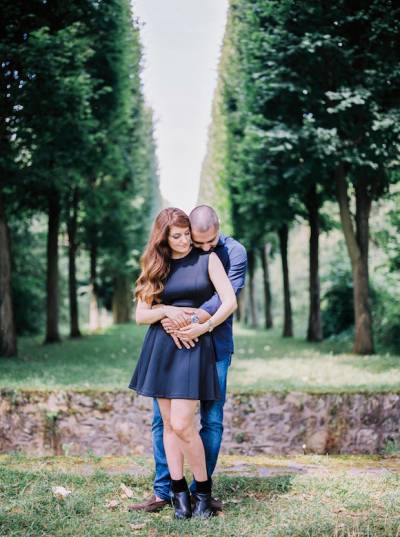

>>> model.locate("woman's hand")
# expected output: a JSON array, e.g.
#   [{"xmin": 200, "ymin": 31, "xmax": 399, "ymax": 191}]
[
  {"xmin": 175, "ymin": 322, "xmax": 208, "ymax": 340},
  {"xmin": 163, "ymin": 305, "xmax": 191, "ymax": 328}
]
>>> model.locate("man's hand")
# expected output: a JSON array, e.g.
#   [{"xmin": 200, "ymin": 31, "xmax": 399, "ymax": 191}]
[{"xmin": 171, "ymin": 334, "xmax": 198, "ymax": 350}]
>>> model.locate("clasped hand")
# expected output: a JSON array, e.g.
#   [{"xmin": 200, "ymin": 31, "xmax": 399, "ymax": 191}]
[{"xmin": 161, "ymin": 306, "xmax": 207, "ymax": 349}]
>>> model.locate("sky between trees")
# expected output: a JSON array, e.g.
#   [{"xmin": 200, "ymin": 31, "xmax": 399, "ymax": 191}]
[{"xmin": 133, "ymin": 0, "xmax": 228, "ymax": 212}]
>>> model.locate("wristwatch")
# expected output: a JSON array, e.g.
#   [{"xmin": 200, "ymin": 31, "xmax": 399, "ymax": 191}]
[
  {"xmin": 207, "ymin": 319, "xmax": 214, "ymax": 332},
  {"xmin": 191, "ymin": 314, "xmax": 200, "ymax": 324}
]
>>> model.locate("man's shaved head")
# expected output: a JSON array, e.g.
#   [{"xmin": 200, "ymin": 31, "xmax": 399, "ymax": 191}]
[{"xmin": 189, "ymin": 205, "xmax": 219, "ymax": 233}]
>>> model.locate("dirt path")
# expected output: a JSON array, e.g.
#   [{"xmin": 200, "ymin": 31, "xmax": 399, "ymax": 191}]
[{"xmin": 1, "ymin": 453, "xmax": 399, "ymax": 478}]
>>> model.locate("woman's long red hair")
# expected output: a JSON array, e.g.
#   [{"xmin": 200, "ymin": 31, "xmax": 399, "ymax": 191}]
[{"xmin": 135, "ymin": 207, "xmax": 190, "ymax": 304}]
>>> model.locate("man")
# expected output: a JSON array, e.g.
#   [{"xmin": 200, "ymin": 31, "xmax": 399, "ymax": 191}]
[{"xmin": 129, "ymin": 205, "xmax": 247, "ymax": 513}]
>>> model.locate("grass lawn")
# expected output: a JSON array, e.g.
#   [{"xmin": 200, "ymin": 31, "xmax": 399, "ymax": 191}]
[
  {"xmin": 0, "ymin": 323, "xmax": 399, "ymax": 393},
  {"xmin": 0, "ymin": 453, "xmax": 399, "ymax": 537}
]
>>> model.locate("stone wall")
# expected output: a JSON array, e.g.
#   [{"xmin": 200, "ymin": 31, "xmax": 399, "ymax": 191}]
[{"xmin": 0, "ymin": 389, "xmax": 399, "ymax": 456}]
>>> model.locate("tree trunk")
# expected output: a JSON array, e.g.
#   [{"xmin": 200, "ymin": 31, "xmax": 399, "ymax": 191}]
[
  {"xmin": 89, "ymin": 239, "xmax": 101, "ymax": 330},
  {"xmin": 260, "ymin": 243, "xmax": 273, "ymax": 329},
  {"xmin": 0, "ymin": 192, "xmax": 17, "ymax": 356},
  {"xmin": 236, "ymin": 287, "xmax": 245, "ymax": 323},
  {"xmin": 306, "ymin": 183, "xmax": 323, "ymax": 342},
  {"xmin": 112, "ymin": 274, "xmax": 132, "ymax": 324},
  {"xmin": 247, "ymin": 250, "xmax": 258, "ymax": 328},
  {"xmin": 335, "ymin": 166, "xmax": 374, "ymax": 354},
  {"xmin": 67, "ymin": 187, "xmax": 81, "ymax": 338},
  {"xmin": 45, "ymin": 190, "xmax": 61, "ymax": 343},
  {"xmin": 278, "ymin": 224, "xmax": 293, "ymax": 337},
  {"xmin": 354, "ymin": 176, "xmax": 374, "ymax": 353}
]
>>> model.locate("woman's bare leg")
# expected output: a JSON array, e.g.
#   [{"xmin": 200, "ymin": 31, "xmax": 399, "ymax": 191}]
[
  {"xmin": 170, "ymin": 399, "xmax": 208, "ymax": 482},
  {"xmin": 157, "ymin": 398, "xmax": 184, "ymax": 479}
]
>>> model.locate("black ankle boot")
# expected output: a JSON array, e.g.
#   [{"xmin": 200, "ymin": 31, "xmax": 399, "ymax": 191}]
[
  {"xmin": 172, "ymin": 490, "xmax": 192, "ymax": 519},
  {"xmin": 192, "ymin": 491, "xmax": 214, "ymax": 518}
]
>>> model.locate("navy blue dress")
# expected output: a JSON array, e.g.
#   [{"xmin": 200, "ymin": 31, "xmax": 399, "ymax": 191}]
[{"xmin": 128, "ymin": 248, "xmax": 221, "ymax": 401}]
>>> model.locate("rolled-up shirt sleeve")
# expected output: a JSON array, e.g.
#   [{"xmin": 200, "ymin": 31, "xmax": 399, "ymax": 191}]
[{"xmin": 200, "ymin": 243, "xmax": 247, "ymax": 316}]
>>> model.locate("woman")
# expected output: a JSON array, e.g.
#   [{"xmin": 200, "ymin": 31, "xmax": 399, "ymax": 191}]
[{"xmin": 128, "ymin": 207, "xmax": 236, "ymax": 519}]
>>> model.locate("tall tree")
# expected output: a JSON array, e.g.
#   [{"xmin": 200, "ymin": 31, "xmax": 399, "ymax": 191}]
[
  {"xmin": 0, "ymin": 195, "xmax": 17, "ymax": 356},
  {"xmin": 0, "ymin": 2, "xmax": 35, "ymax": 356},
  {"xmin": 198, "ymin": 36, "xmax": 233, "ymax": 235},
  {"xmin": 305, "ymin": 183, "xmax": 323, "ymax": 342},
  {"xmin": 260, "ymin": 242, "xmax": 273, "ymax": 329},
  {"xmin": 18, "ymin": 22, "xmax": 96, "ymax": 343},
  {"xmin": 218, "ymin": 0, "xmax": 400, "ymax": 352},
  {"xmin": 283, "ymin": 0, "xmax": 400, "ymax": 353}
]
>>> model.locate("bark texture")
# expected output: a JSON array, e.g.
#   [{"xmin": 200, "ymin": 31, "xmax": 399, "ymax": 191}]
[
  {"xmin": 89, "ymin": 239, "xmax": 101, "ymax": 330},
  {"xmin": 260, "ymin": 243, "xmax": 273, "ymax": 329},
  {"xmin": 0, "ymin": 193, "xmax": 17, "ymax": 356},
  {"xmin": 45, "ymin": 190, "xmax": 61, "ymax": 343},
  {"xmin": 335, "ymin": 166, "xmax": 374, "ymax": 354},
  {"xmin": 278, "ymin": 224, "xmax": 293, "ymax": 337},
  {"xmin": 306, "ymin": 184, "xmax": 323, "ymax": 342},
  {"xmin": 246, "ymin": 249, "xmax": 258, "ymax": 328},
  {"xmin": 67, "ymin": 188, "xmax": 81, "ymax": 338}
]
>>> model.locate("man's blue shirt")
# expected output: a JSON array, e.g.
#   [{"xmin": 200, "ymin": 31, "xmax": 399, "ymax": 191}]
[{"xmin": 199, "ymin": 234, "xmax": 247, "ymax": 360}]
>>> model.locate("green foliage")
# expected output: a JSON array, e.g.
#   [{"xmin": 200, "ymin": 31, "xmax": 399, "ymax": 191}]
[
  {"xmin": 375, "ymin": 190, "xmax": 400, "ymax": 274},
  {"xmin": 77, "ymin": 1, "xmax": 160, "ymax": 299},
  {"xmin": 219, "ymin": 0, "xmax": 400, "ymax": 248},
  {"xmin": 373, "ymin": 285, "xmax": 400, "ymax": 354},
  {"xmin": 321, "ymin": 267, "xmax": 354, "ymax": 338},
  {"xmin": 198, "ymin": 37, "xmax": 233, "ymax": 234},
  {"xmin": 321, "ymin": 258, "xmax": 400, "ymax": 353},
  {"xmin": 9, "ymin": 220, "xmax": 46, "ymax": 335},
  {"xmin": 203, "ymin": 0, "xmax": 400, "ymax": 349},
  {"xmin": 1, "ymin": 0, "xmax": 160, "ymax": 337},
  {"xmin": 372, "ymin": 190, "xmax": 400, "ymax": 352},
  {"xmin": 15, "ymin": 20, "xmax": 97, "ymax": 206}
]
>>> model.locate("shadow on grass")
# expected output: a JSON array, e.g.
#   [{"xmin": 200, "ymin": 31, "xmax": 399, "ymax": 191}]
[{"xmin": 214, "ymin": 474, "xmax": 294, "ymax": 499}]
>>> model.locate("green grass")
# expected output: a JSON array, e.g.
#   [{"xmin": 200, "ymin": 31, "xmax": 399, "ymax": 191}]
[
  {"xmin": 0, "ymin": 454, "xmax": 399, "ymax": 536},
  {"xmin": 0, "ymin": 323, "xmax": 399, "ymax": 393}
]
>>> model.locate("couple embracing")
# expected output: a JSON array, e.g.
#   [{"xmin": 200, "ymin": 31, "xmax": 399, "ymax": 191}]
[{"xmin": 127, "ymin": 205, "xmax": 247, "ymax": 519}]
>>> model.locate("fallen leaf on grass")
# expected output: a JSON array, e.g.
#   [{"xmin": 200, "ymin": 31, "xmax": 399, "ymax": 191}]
[
  {"xmin": 129, "ymin": 523, "xmax": 146, "ymax": 532},
  {"xmin": 51, "ymin": 486, "xmax": 72, "ymax": 500},
  {"xmin": 120, "ymin": 483, "xmax": 134, "ymax": 498},
  {"xmin": 106, "ymin": 499, "xmax": 119, "ymax": 509}
]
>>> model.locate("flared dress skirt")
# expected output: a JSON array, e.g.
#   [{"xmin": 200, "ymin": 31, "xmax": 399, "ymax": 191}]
[{"xmin": 129, "ymin": 322, "xmax": 221, "ymax": 400}]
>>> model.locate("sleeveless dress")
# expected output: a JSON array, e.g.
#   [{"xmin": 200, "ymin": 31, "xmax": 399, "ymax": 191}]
[{"xmin": 128, "ymin": 248, "xmax": 221, "ymax": 401}]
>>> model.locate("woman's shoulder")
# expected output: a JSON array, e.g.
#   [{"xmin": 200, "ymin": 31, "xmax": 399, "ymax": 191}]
[
  {"xmin": 189, "ymin": 248, "xmax": 212, "ymax": 271},
  {"xmin": 207, "ymin": 251, "xmax": 223, "ymax": 269}
]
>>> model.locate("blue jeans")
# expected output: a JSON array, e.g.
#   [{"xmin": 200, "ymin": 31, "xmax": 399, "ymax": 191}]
[{"xmin": 152, "ymin": 353, "xmax": 232, "ymax": 501}]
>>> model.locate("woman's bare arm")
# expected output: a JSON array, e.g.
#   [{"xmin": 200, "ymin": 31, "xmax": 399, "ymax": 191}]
[
  {"xmin": 135, "ymin": 300, "xmax": 166, "ymax": 325},
  {"xmin": 136, "ymin": 300, "xmax": 192, "ymax": 327}
]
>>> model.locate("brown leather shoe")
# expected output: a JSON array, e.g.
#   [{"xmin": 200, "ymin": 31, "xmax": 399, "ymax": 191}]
[
  {"xmin": 128, "ymin": 495, "xmax": 170, "ymax": 513},
  {"xmin": 211, "ymin": 497, "xmax": 223, "ymax": 512}
]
